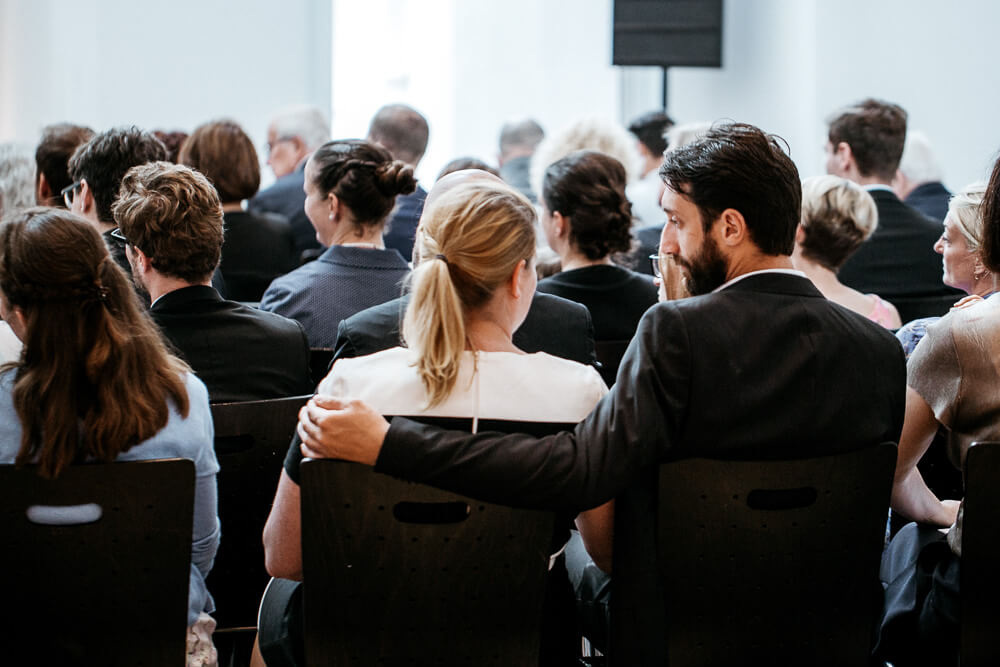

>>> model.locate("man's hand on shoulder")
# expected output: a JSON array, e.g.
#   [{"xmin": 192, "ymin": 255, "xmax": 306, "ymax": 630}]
[{"xmin": 298, "ymin": 395, "xmax": 389, "ymax": 465}]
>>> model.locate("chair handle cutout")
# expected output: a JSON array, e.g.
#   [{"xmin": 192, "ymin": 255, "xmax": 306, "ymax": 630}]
[
  {"xmin": 27, "ymin": 503, "xmax": 103, "ymax": 525},
  {"xmin": 746, "ymin": 487, "xmax": 817, "ymax": 511},
  {"xmin": 393, "ymin": 501, "xmax": 471, "ymax": 524}
]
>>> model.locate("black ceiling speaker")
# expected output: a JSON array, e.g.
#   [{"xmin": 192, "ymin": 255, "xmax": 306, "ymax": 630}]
[{"xmin": 613, "ymin": 0, "xmax": 724, "ymax": 68}]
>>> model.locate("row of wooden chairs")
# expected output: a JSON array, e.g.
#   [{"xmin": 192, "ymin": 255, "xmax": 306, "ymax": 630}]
[{"xmin": 4, "ymin": 396, "xmax": 999, "ymax": 666}]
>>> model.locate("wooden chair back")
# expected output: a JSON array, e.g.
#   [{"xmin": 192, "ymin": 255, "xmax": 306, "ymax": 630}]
[
  {"xmin": 0, "ymin": 458, "xmax": 194, "ymax": 666},
  {"xmin": 653, "ymin": 443, "xmax": 897, "ymax": 666},
  {"xmin": 300, "ymin": 459, "xmax": 556, "ymax": 666},
  {"xmin": 208, "ymin": 394, "xmax": 310, "ymax": 629},
  {"xmin": 960, "ymin": 440, "xmax": 1000, "ymax": 667}
]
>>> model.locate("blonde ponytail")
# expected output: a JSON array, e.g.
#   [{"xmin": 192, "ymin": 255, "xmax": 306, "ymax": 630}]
[
  {"xmin": 402, "ymin": 257, "xmax": 467, "ymax": 407},
  {"xmin": 402, "ymin": 181, "xmax": 537, "ymax": 407}
]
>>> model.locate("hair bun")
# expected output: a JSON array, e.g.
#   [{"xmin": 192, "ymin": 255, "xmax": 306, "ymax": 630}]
[{"xmin": 375, "ymin": 160, "xmax": 418, "ymax": 197}]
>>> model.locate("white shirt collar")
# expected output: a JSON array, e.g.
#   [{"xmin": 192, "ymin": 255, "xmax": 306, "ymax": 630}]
[
  {"xmin": 863, "ymin": 184, "xmax": 894, "ymax": 194},
  {"xmin": 712, "ymin": 268, "xmax": 807, "ymax": 293}
]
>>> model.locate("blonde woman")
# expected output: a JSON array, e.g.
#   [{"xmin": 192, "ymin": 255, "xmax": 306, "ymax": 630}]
[
  {"xmin": 258, "ymin": 181, "xmax": 608, "ymax": 667},
  {"xmin": 895, "ymin": 182, "xmax": 994, "ymax": 357},
  {"xmin": 791, "ymin": 175, "xmax": 902, "ymax": 328}
]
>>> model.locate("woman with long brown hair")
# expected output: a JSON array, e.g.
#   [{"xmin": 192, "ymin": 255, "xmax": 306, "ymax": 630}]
[{"xmin": 0, "ymin": 208, "xmax": 220, "ymax": 665}]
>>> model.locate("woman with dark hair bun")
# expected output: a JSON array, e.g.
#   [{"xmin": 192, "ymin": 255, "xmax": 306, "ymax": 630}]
[
  {"xmin": 0, "ymin": 208, "xmax": 220, "ymax": 665},
  {"xmin": 259, "ymin": 139, "xmax": 416, "ymax": 347},
  {"xmin": 537, "ymin": 150, "xmax": 657, "ymax": 342},
  {"xmin": 179, "ymin": 119, "xmax": 298, "ymax": 301}
]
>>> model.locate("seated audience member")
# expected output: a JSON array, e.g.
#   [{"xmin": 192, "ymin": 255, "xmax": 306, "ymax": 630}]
[
  {"xmin": 154, "ymin": 129, "xmax": 189, "ymax": 163},
  {"xmin": 825, "ymin": 99, "xmax": 961, "ymax": 321},
  {"xmin": 497, "ymin": 118, "xmax": 545, "ymax": 202},
  {"xmin": 114, "ymin": 162, "xmax": 312, "ymax": 402},
  {"xmin": 33, "ymin": 123, "xmax": 94, "ymax": 207},
  {"xmin": 66, "ymin": 126, "xmax": 168, "ymax": 275},
  {"xmin": 0, "ymin": 208, "xmax": 220, "ymax": 665},
  {"xmin": 332, "ymin": 168, "xmax": 597, "ymax": 366},
  {"xmin": 896, "ymin": 182, "xmax": 993, "ymax": 358},
  {"xmin": 876, "ymin": 158, "xmax": 1000, "ymax": 667},
  {"xmin": 436, "ymin": 157, "xmax": 499, "ymax": 181},
  {"xmin": 259, "ymin": 180, "xmax": 608, "ymax": 667},
  {"xmin": 631, "ymin": 121, "xmax": 711, "ymax": 274},
  {"xmin": 295, "ymin": 123, "xmax": 907, "ymax": 665},
  {"xmin": 250, "ymin": 106, "xmax": 330, "ymax": 259},
  {"xmin": 536, "ymin": 150, "xmax": 657, "ymax": 341},
  {"xmin": 791, "ymin": 175, "xmax": 901, "ymax": 328},
  {"xmin": 530, "ymin": 118, "xmax": 640, "ymax": 202},
  {"xmin": 366, "ymin": 104, "xmax": 430, "ymax": 260},
  {"xmin": 0, "ymin": 143, "xmax": 35, "ymax": 219},
  {"xmin": 180, "ymin": 120, "xmax": 298, "ymax": 301},
  {"xmin": 259, "ymin": 140, "xmax": 413, "ymax": 348},
  {"xmin": 893, "ymin": 130, "xmax": 951, "ymax": 222},
  {"xmin": 625, "ymin": 110, "xmax": 673, "ymax": 226}
]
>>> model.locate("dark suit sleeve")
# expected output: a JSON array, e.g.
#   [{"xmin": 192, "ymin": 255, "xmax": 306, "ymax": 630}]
[
  {"xmin": 332, "ymin": 318, "xmax": 359, "ymax": 363},
  {"xmin": 374, "ymin": 302, "xmax": 691, "ymax": 511}
]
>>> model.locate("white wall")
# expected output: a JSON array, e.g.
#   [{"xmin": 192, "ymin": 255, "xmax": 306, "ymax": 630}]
[
  {"xmin": 662, "ymin": 0, "xmax": 1000, "ymax": 190},
  {"xmin": 0, "ymin": 0, "xmax": 331, "ymax": 183},
  {"xmin": 329, "ymin": 0, "xmax": 624, "ymax": 185},
  {"xmin": 4, "ymin": 0, "xmax": 999, "ymax": 192}
]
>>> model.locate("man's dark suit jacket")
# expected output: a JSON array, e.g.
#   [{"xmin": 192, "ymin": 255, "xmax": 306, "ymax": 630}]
[
  {"xmin": 838, "ymin": 189, "xmax": 960, "ymax": 322},
  {"xmin": 332, "ymin": 291, "xmax": 597, "ymax": 366},
  {"xmin": 381, "ymin": 185, "xmax": 427, "ymax": 261},
  {"xmin": 373, "ymin": 272, "xmax": 906, "ymax": 666},
  {"xmin": 249, "ymin": 164, "xmax": 321, "ymax": 257},
  {"xmin": 150, "ymin": 285, "xmax": 313, "ymax": 403},
  {"xmin": 220, "ymin": 210, "xmax": 299, "ymax": 302},
  {"xmin": 904, "ymin": 180, "xmax": 951, "ymax": 222}
]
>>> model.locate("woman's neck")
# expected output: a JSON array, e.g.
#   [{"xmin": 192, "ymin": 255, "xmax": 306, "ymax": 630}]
[
  {"xmin": 559, "ymin": 248, "xmax": 613, "ymax": 272},
  {"xmin": 793, "ymin": 256, "xmax": 844, "ymax": 298},
  {"xmin": 221, "ymin": 202, "xmax": 244, "ymax": 213},
  {"xmin": 464, "ymin": 312, "xmax": 521, "ymax": 354},
  {"xmin": 971, "ymin": 273, "xmax": 999, "ymax": 298},
  {"xmin": 328, "ymin": 224, "xmax": 384, "ymax": 248}
]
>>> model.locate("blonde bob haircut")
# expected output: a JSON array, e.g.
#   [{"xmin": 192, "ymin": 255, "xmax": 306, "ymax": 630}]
[
  {"xmin": 402, "ymin": 181, "xmax": 537, "ymax": 407},
  {"xmin": 799, "ymin": 174, "xmax": 878, "ymax": 271},
  {"xmin": 946, "ymin": 181, "xmax": 988, "ymax": 252}
]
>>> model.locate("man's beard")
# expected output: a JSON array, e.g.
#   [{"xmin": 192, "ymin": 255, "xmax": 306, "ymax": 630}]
[{"xmin": 675, "ymin": 234, "xmax": 729, "ymax": 296}]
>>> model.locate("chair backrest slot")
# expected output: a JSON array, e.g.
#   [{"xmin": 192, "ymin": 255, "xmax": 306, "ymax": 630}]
[
  {"xmin": 745, "ymin": 486, "xmax": 817, "ymax": 511},
  {"xmin": 26, "ymin": 502, "xmax": 103, "ymax": 525},
  {"xmin": 392, "ymin": 500, "xmax": 471, "ymax": 524}
]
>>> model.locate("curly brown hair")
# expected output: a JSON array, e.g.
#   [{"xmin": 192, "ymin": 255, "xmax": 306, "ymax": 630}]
[{"xmin": 113, "ymin": 162, "xmax": 224, "ymax": 283}]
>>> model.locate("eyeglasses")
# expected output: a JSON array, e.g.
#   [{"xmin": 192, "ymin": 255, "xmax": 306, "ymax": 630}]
[
  {"xmin": 110, "ymin": 228, "xmax": 129, "ymax": 244},
  {"xmin": 265, "ymin": 136, "xmax": 295, "ymax": 157},
  {"xmin": 61, "ymin": 180, "xmax": 82, "ymax": 208},
  {"xmin": 649, "ymin": 254, "xmax": 663, "ymax": 279}
]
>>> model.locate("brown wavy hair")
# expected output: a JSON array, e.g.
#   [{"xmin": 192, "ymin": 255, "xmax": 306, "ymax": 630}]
[
  {"xmin": 0, "ymin": 208, "xmax": 189, "ymax": 478},
  {"xmin": 178, "ymin": 120, "xmax": 260, "ymax": 203}
]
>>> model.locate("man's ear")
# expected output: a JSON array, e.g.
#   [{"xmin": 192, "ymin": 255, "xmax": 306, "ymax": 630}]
[
  {"xmin": 36, "ymin": 172, "xmax": 52, "ymax": 205},
  {"xmin": 127, "ymin": 244, "xmax": 153, "ymax": 274},
  {"xmin": 717, "ymin": 208, "xmax": 748, "ymax": 248},
  {"xmin": 835, "ymin": 141, "xmax": 855, "ymax": 174},
  {"xmin": 78, "ymin": 180, "xmax": 96, "ymax": 215}
]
